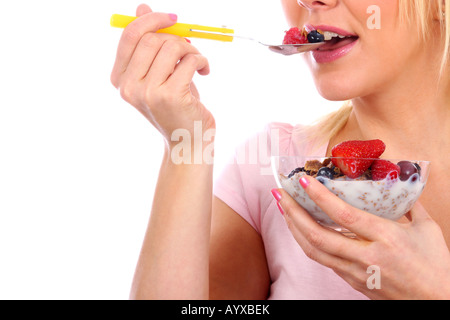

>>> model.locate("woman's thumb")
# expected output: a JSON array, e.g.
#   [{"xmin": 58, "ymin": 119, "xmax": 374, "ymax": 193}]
[{"xmin": 136, "ymin": 4, "xmax": 152, "ymax": 17}]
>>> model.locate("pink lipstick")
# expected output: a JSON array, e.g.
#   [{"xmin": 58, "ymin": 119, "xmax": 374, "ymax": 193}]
[{"xmin": 305, "ymin": 25, "xmax": 359, "ymax": 63}]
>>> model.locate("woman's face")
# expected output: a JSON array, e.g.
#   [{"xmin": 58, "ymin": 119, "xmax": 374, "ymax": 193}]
[{"xmin": 281, "ymin": 0, "xmax": 440, "ymax": 101}]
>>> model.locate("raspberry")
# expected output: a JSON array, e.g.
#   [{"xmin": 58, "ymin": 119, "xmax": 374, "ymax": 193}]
[
  {"xmin": 283, "ymin": 27, "xmax": 308, "ymax": 45},
  {"xmin": 371, "ymin": 160, "xmax": 401, "ymax": 181}
]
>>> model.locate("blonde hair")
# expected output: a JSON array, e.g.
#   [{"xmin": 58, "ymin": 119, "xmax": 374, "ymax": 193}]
[
  {"xmin": 400, "ymin": 0, "xmax": 450, "ymax": 73},
  {"xmin": 299, "ymin": 0, "xmax": 449, "ymax": 149}
]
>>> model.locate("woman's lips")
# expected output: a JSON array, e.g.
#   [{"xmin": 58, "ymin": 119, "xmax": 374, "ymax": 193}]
[
  {"xmin": 303, "ymin": 25, "xmax": 359, "ymax": 63},
  {"xmin": 318, "ymin": 36, "xmax": 358, "ymax": 51},
  {"xmin": 305, "ymin": 24, "xmax": 357, "ymax": 37},
  {"xmin": 311, "ymin": 37, "xmax": 358, "ymax": 63}
]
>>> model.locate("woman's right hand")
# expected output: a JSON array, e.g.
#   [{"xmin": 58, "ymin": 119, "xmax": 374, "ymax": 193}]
[{"xmin": 110, "ymin": 4, "xmax": 215, "ymax": 148}]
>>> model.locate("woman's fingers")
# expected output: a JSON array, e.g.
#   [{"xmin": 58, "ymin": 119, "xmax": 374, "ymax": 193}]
[
  {"xmin": 123, "ymin": 33, "xmax": 183, "ymax": 81},
  {"xmin": 298, "ymin": 176, "xmax": 396, "ymax": 240},
  {"xmin": 146, "ymin": 40, "xmax": 206, "ymax": 86},
  {"xmin": 123, "ymin": 33, "xmax": 164, "ymax": 81},
  {"xmin": 287, "ymin": 219, "xmax": 353, "ymax": 271},
  {"xmin": 111, "ymin": 12, "xmax": 178, "ymax": 86},
  {"xmin": 278, "ymin": 188, "xmax": 367, "ymax": 264},
  {"xmin": 169, "ymin": 52, "xmax": 210, "ymax": 84}
]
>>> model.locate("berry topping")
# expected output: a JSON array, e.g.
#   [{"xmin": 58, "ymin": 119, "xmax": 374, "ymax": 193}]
[
  {"xmin": 288, "ymin": 167, "xmax": 304, "ymax": 178},
  {"xmin": 371, "ymin": 160, "xmax": 401, "ymax": 181},
  {"xmin": 307, "ymin": 30, "xmax": 325, "ymax": 43},
  {"xmin": 317, "ymin": 167, "xmax": 335, "ymax": 180},
  {"xmin": 397, "ymin": 161, "xmax": 419, "ymax": 181},
  {"xmin": 331, "ymin": 139, "xmax": 386, "ymax": 179},
  {"xmin": 283, "ymin": 27, "xmax": 308, "ymax": 44}
]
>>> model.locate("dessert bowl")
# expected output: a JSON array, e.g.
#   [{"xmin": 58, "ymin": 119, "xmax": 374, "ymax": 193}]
[{"xmin": 271, "ymin": 156, "xmax": 430, "ymax": 233}]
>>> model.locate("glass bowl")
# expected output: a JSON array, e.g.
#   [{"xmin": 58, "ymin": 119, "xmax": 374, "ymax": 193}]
[{"xmin": 271, "ymin": 156, "xmax": 430, "ymax": 234}]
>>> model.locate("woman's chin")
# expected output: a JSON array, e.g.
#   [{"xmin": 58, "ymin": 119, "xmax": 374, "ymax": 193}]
[
  {"xmin": 315, "ymin": 85, "xmax": 357, "ymax": 102},
  {"xmin": 305, "ymin": 58, "xmax": 369, "ymax": 102}
]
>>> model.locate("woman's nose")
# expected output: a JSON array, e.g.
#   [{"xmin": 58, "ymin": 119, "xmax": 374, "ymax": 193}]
[{"xmin": 297, "ymin": 0, "xmax": 338, "ymax": 10}]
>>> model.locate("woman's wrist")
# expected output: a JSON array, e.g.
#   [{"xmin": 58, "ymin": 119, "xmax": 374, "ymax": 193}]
[{"xmin": 163, "ymin": 123, "xmax": 216, "ymax": 166}]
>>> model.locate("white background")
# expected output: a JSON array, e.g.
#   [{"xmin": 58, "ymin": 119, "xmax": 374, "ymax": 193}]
[{"xmin": 0, "ymin": 0, "xmax": 341, "ymax": 299}]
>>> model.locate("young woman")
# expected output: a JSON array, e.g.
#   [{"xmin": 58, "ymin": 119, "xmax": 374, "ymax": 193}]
[{"xmin": 110, "ymin": 0, "xmax": 450, "ymax": 299}]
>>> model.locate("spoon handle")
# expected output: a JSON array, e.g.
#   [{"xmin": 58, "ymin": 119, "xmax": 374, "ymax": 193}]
[{"xmin": 110, "ymin": 14, "xmax": 235, "ymax": 42}]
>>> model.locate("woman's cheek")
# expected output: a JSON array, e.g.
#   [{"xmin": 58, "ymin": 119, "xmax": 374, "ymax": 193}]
[{"xmin": 281, "ymin": 0, "xmax": 307, "ymax": 27}]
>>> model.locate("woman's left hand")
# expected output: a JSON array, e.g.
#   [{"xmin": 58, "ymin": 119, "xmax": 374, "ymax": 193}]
[{"xmin": 275, "ymin": 175, "xmax": 450, "ymax": 299}]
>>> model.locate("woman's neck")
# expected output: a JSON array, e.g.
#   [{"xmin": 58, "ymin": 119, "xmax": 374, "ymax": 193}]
[{"xmin": 328, "ymin": 71, "xmax": 450, "ymax": 162}]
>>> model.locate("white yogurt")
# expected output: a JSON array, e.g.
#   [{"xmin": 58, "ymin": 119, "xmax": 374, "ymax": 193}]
[{"xmin": 280, "ymin": 172, "xmax": 426, "ymax": 228}]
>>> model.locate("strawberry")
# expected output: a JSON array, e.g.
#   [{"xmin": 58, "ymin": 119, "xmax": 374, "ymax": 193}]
[
  {"xmin": 371, "ymin": 160, "xmax": 401, "ymax": 181},
  {"xmin": 331, "ymin": 139, "xmax": 386, "ymax": 179}
]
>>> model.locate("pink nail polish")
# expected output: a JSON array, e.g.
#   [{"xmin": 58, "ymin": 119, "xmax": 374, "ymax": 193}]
[
  {"xmin": 277, "ymin": 202, "xmax": 284, "ymax": 215},
  {"xmin": 184, "ymin": 38, "xmax": 191, "ymax": 43},
  {"xmin": 271, "ymin": 189, "xmax": 282, "ymax": 202},
  {"xmin": 299, "ymin": 177, "xmax": 310, "ymax": 189},
  {"xmin": 168, "ymin": 13, "xmax": 178, "ymax": 21}
]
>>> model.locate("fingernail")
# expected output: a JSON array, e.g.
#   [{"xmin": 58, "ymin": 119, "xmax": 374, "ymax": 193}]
[
  {"xmin": 277, "ymin": 202, "xmax": 284, "ymax": 215},
  {"xmin": 299, "ymin": 177, "xmax": 310, "ymax": 189},
  {"xmin": 271, "ymin": 189, "xmax": 282, "ymax": 202},
  {"xmin": 168, "ymin": 13, "xmax": 178, "ymax": 21},
  {"xmin": 184, "ymin": 37, "xmax": 191, "ymax": 43}
]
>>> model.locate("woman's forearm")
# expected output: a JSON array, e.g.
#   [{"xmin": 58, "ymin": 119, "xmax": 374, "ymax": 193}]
[
  {"xmin": 130, "ymin": 147, "xmax": 213, "ymax": 299},
  {"xmin": 110, "ymin": 4, "xmax": 216, "ymax": 299}
]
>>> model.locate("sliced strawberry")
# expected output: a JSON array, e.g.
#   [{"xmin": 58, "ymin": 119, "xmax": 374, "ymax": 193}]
[
  {"xmin": 331, "ymin": 139, "xmax": 386, "ymax": 179},
  {"xmin": 371, "ymin": 160, "xmax": 400, "ymax": 181}
]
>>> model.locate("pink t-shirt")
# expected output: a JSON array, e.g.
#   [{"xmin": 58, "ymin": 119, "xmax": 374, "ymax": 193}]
[{"xmin": 213, "ymin": 122, "xmax": 368, "ymax": 300}]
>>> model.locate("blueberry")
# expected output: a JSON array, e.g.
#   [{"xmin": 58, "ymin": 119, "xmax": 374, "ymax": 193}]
[
  {"xmin": 316, "ymin": 176, "xmax": 327, "ymax": 185},
  {"xmin": 307, "ymin": 30, "xmax": 325, "ymax": 43},
  {"xmin": 317, "ymin": 167, "xmax": 335, "ymax": 180},
  {"xmin": 413, "ymin": 163, "xmax": 422, "ymax": 175},
  {"xmin": 288, "ymin": 167, "xmax": 304, "ymax": 178}
]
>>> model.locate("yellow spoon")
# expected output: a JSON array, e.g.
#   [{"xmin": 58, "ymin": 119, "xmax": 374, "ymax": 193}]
[
  {"xmin": 110, "ymin": 14, "xmax": 234, "ymax": 42},
  {"xmin": 110, "ymin": 14, "xmax": 325, "ymax": 55}
]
